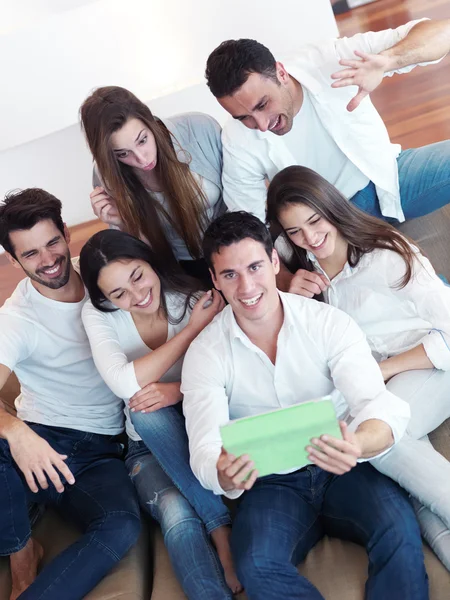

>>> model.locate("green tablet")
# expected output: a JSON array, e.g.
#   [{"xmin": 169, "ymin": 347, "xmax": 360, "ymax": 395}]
[{"xmin": 220, "ymin": 396, "xmax": 342, "ymax": 478}]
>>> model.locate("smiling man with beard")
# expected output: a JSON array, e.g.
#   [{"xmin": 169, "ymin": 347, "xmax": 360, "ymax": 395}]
[{"xmin": 0, "ymin": 189, "xmax": 140, "ymax": 600}]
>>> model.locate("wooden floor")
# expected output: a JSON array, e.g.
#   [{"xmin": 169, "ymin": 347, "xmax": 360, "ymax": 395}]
[{"xmin": 1, "ymin": 0, "xmax": 450, "ymax": 306}]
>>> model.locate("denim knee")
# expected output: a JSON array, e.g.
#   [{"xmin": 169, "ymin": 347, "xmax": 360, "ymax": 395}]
[
  {"xmin": 93, "ymin": 510, "xmax": 141, "ymax": 562},
  {"xmin": 151, "ymin": 486, "xmax": 200, "ymax": 535}
]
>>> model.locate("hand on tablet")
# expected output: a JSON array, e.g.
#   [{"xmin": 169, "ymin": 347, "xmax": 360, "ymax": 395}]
[
  {"xmin": 217, "ymin": 448, "xmax": 258, "ymax": 492},
  {"xmin": 306, "ymin": 421, "xmax": 362, "ymax": 475}
]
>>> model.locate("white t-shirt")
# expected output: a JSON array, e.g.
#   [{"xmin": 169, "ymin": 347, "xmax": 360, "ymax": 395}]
[
  {"xmin": 0, "ymin": 264, "xmax": 124, "ymax": 435},
  {"xmin": 283, "ymin": 88, "xmax": 370, "ymax": 199},
  {"xmin": 151, "ymin": 174, "xmax": 222, "ymax": 261},
  {"xmin": 82, "ymin": 293, "xmax": 191, "ymax": 441}
]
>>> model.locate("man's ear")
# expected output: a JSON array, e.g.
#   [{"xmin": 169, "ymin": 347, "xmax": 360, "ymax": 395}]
[
  {"xmin": 5, "ymin": 252, "xmax": 22, "ymax": 270},
  {"xmin": 209, "ymin": 267, "xmax": 220, "ymax": 291},
  {"xmin": 272, "ymin": 248, "xmax": 281, "ymax": 275},
  {"xmin": 63, "ymin": 223, "xmax": 71, "ymax": 245},
  {"xmin": 276, "ymin": 61, "xmax": 290, "ymax": 85}
]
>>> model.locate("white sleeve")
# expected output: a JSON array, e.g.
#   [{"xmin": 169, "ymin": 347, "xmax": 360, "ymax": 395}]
[
  {"xmin": 0, "ymin": 314, "xmax": 35, "ymax": 372},
  {"xmin": 81, "ymin": 302, "xmax": 141, "ymax": 400},
  {"xmin": 387, "ymin": 251, "xmax": 450, "ymax": 370},
  {"xmin": 222, "ymin": 135, "xmax": 268, "ymax": 223},
  {"xmin": 334, "ymin": 18, "xmax": 443, "ymax": 75},
  {"xmin": 317, "ymin": 305, "xmax": 410, "ymax": 445},
  {"xmin": 181, "ymin": 338, "xmax": 244, "ymax": 500}
]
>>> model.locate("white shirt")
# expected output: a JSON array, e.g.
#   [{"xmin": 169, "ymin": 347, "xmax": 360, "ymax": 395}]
[
  {"xmin": 181, "ymin": 292, "xmax": 410, "ymax": 499},
  {"xmin": 82, "ymin": 293, "xmax": 190, "ymax": 441},
  {"xmin": 283, "ymin": 88, "xmax": 369, "ymax": 199},
  {"xmin": 222, "ymin": 18, "xmax": 443, "ymax": 223},
  {"xmin": 308, "ymin": 247, "xmax": 450, "ymax": 370},
  {"xmin": 152, "ymin": 174, "xmax": 221, "ymax": 261},
  {"xmin": 0, "ymin": 262, "xmax": 124, "ymax": 435}
]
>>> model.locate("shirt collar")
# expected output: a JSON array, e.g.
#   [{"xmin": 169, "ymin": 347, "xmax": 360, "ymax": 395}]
[
  {"xmin": 228, "ymin": 290, "xmax": 295, "ymax": 345},
  {"xmin": 306, "ymin": 250, "xmax": 357, "ymax": 283}
]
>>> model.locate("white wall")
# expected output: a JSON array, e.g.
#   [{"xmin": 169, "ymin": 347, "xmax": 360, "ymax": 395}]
[{"xmin": 0, "ymin": 0, "xmax": 338, "ymax": 235}]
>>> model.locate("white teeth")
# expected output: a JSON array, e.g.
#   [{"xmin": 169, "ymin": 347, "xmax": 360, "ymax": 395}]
[
  {"xmin": 136, "ymin": 291, "xmax": 151, "ymax": 306},
  {"xmin": 44, "ymin": 265, "xmax": 60, "ymax": 274},
  {"xmin": 311, "ymin": 236, "xmax": 326, "ymax": 248},
  {"xmin": 269, "ymin": 116, "xmax": 280, "ymax": 130},
  {"xmin": 240, "ymin": 294, "xmax": 262, "ymax": 306}
]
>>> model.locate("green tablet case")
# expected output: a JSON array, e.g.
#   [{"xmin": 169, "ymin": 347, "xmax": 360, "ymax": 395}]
[{"xmin": 220, "ymin": 396, "xmax": 341, "ymax": 478}]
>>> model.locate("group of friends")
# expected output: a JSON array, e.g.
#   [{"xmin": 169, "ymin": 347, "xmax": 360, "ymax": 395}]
[{"xmin": 1, "ymin": 15, "xmax": 450, "ymax": 600}]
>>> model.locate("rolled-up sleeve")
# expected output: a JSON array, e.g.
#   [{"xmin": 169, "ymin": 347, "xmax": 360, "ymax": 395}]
[
  {"xmin": 322, "ymin": 306, "xmax": 411, "ymax": 444},
  {"xmin": 81, "ymin": 301, "xmax": 140, "ymax": 400},
  {"xmin": 181, "ymin": 338, "xmax": 244, "ymax": 499},
  {"xmin": 222, "ymin": 126, "xmax": 268, "ymax": 222}
]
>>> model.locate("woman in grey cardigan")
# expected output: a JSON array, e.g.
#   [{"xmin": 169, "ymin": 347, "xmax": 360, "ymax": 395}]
[{"xmin": 80, "ymin": 86, "xmax": 225, "ymax": 284}]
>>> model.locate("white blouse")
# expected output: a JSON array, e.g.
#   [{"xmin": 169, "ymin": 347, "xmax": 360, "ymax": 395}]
[
  {"xmin": 82, "ymin": 293, "xmax": 191, "ymax": 441},
  {"xmin": 308, "ymin": 246, "xmax": 450, "ymax": 370}
]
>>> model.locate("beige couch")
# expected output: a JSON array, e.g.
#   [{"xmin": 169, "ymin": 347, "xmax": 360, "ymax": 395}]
[{"xmin": 1, "ymin": 206, "xmax": 450, "ymax": 599}]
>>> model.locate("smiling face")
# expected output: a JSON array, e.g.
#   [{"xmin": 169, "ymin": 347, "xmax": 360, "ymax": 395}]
[
  {"xmin": 97, "ymin": 258, "xmax": 162, "ymax": 316},
  {"xmin": 277, "ymin": 203, "xmax": 345, "ymax": 261},
  {"xmin": 218, "ymin": 65, "xmax": 297, "ymax": 135},
  {"xmin": 110, "ymin": 117, "xmax": 158, "ymax": 172},
  {"xmin": 210, "ymin": 238, "xmax": 280, "ymax": 327},
  {"xmin": 8, "ymin": 219, "xmax": 71, "ymax": 290}
]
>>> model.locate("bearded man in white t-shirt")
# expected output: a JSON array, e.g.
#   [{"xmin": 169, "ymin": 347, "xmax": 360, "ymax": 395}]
[
  {"xmin": 0, "ymin": 189, "xmax": 140, "ymax": 600},
  {"xmin": 205, "ymin": 18, "xmax": 450, "ymax": 284}
]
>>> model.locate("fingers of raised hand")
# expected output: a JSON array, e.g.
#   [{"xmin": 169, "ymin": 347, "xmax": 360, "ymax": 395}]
[{"xmin": 347, "ymin": 90, "xmax": 368, "ymax": 112}]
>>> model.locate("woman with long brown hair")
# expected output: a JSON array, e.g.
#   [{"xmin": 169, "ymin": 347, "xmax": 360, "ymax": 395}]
[
  {"xmin": 267, "ymin": 165, "xmax": 450, "ymax": 570},
  {"xmin": 80, "ymin": 86, "xmax": 225, "ymax": 283}
]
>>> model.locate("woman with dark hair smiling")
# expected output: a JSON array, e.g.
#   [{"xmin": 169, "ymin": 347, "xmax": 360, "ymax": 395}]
[
  {"xmin": 80, "ymin": 86, "xmax": 225, "ymax": 284},
  {"xmin": 267, "ymin": 165, "xmax": 450, "ymax": 569},
  {"xmin": 79, "ymin": 229, "xmax": 241, "ymax": 598}
]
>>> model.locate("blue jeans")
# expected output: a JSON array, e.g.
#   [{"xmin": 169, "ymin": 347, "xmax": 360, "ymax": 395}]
[
  {"xmin": 126, "ymin": 440, "xmax": 232, "ymax": 600},
  {"xmin": 130, "ymin": 406, "xmax": 231, "ymax": 533},
  {"xmin": 351, "ymin": 141, "xmax": 450, "ymax": 220},
  {"xmin": 0, "ymin": 423, "xmax": 141, "ymax": 600},
  {"xmin": 231, "ymin": 463, "xmax": 428, "ymax": 600}
]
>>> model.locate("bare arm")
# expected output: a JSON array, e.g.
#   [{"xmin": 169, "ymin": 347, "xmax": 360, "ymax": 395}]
[
  {"xmin": 83, "ymin": 290, "xmax": 224, "ymax": 399},
  {"xmin": 307, "ymin": 417, "xmax": 394, "ymax": 475},
  {"xmin": 332, "ymin": 19, "xmax": 450, "ymax": 111},
  {"xmin": 0, "ymin": 364, "xmax": 75, "ymax": 493},
  {"xmin": 379, "ymin": 344, "xmax": 433, "ymax": 382},
  {"xmin": 133, "ymin": 291, "xmax": 224, "ymax": 388},
  {"xmin": 354, "ymin": 418, "xmax": 394, "ymax": 457},
  {"xmin": 380, "ymin": 19, "xmax": 450, "ymax": 69}
]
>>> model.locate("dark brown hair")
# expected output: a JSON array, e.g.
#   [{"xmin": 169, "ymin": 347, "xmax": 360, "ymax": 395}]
[
  {"xmin": 203, "ymin": 211, "xmax": 273, "ymax": 275},
  {"xmin": 80, "ymin": 229, "xmax": 203, "ymax": 321},
  {"xmin": 80, "ymin": 86, "xmax": 208, "ymax": 267},
  {"xmin": 0, "ymin": 188, "xmax": 64, "ymax": 259},
  {"xmin": 205, "ymin": 39, "xmax": 278, "ymax": 98},
  {"xmin": 266, "ymin": 166, "xmax": 418, "ymax": 288}
]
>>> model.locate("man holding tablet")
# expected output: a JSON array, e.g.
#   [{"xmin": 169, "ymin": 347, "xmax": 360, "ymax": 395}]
[{"xmin": 181, "ymin": 211, "xmax": 427, "ymax": 599}]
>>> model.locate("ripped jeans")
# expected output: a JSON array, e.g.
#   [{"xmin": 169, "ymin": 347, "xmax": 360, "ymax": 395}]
[{"xmin": 125, "ymin": 440, "xmax": 233, "ymax": 600}]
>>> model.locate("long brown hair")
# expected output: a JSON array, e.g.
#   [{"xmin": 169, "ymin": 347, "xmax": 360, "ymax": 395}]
[
  {"xmin": 80, "ymin": 86, "xmax": 208, "ymax": 266},
  {"xmin": 266, "ymin": 165, "xmax": 419, "ymax": 288}
]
